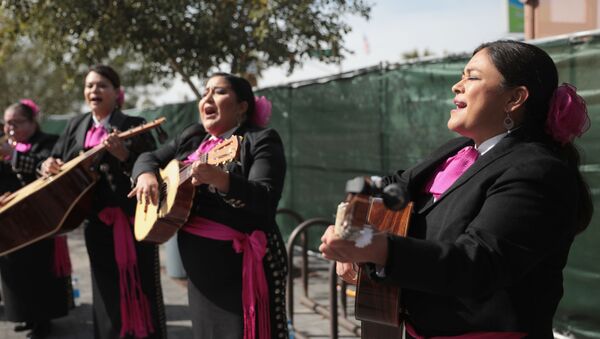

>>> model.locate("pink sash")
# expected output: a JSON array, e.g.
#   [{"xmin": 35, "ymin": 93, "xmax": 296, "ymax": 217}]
[
  {"xmin": 98, "ymin": 207, "xmax": 154, "ymax": 338},
  {"xmin": 183, "ymin": 216, "xmax": 271, "ymax": 339},
  {"xmin": 52, "ymin": 236, "xmax": 72, "ymax": 278}
]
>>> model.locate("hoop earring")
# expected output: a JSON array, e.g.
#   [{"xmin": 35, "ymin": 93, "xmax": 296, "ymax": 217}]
[{"xmin": 503, "ymin": 113, "xmax": 514, "ymax": 132}]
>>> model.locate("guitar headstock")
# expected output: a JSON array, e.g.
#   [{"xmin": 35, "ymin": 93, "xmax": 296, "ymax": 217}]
[
  {"xmin": 207, "ymin": 135, "xmax": 242, "ymax": 165},
  {"xmin": 334, "ymin": 194, "xmax": 371, "ymax": 240}
]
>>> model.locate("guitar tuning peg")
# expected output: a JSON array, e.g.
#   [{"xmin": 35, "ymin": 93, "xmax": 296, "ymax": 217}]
[{"xmin": 99, "ymin": 163, "xmax": 110, "ymax": 173}]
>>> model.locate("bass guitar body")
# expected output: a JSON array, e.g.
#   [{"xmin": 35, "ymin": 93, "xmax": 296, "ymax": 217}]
[
  {"xmin": 0, "ymin": 117, "xmax": 166, "ymax": 256},
  {"xmin": 134, "ymin": 160, "xmax": 195, "ymax": 243},
  {"xmin": 0, "ymin": 151, "xmax": 100, "ymax": 256}
]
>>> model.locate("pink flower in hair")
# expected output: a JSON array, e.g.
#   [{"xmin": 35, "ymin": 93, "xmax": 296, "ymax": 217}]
[
  {"xmin": 252, "ymin": 96, "xmax": 272, "ymax": 127},
  {"xmin": 545, "ymin": 83, "xmax": 590, "ymax": 145},
  {"xmin": 117, "ymin": 87, "xmax": 125, "ymax": 107},
  {"xmin": 19, "ymin": 99, "xmax": 40, "ymax": 117}
]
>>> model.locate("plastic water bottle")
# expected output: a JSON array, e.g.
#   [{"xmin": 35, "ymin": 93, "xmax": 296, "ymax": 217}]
[
  {"xmin": 287, "ymin": 320, "xmax": 295, "ymax": 339},
  {"xmin": 72, "ymin": 276, "xmax": 81, "ymax": 307}
]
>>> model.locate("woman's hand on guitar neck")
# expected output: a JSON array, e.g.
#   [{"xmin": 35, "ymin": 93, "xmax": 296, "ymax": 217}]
[
  {"xmin": 319, "ymin": 225, "xmax": 389, "ymax": 266},
  {"xmin": 41, "ymin": 157, "xmax": 64, "ymax": 176},
  {"xmin": 128, "ymin": 172, "xmax": 159, "ymax": 206},
  {"xmin": 103, "ymin": 132, "xmax": 130, "ymax": 162},
  {"xmin": 190, "ymin": 162, "xmax": 230, "ymax": 193}
]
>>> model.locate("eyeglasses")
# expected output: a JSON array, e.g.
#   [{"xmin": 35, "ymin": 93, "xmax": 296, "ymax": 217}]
[{"xmin": 3, "ymin": 119, "xmax": 31, "ymax": 128}]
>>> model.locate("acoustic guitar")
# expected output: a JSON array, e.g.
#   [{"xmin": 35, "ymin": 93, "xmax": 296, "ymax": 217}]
[
  {"xmin": 334, "ymin": 193, "xmax": 413, "ymax": 339},
  {"xmin": 134, "ymin": 135, "xmax": 242, "ymax": 243},
  {"xmin": 0, "ymin": 117, "xmax": 166, "ymax": 256}
]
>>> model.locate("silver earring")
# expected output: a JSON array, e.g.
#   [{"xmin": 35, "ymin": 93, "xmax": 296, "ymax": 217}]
[
  {"xmin": 503, "ymin": 113, "xmax": 514, "ymax": 132},
  {"xmin": 236, "ymin": 114, "xmax": 245, "ymax": 126}
]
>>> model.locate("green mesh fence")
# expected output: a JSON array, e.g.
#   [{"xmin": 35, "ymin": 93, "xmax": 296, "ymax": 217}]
[{"xmin": 39, "ymin": 34, "xmax": 600, "ymax": 337}]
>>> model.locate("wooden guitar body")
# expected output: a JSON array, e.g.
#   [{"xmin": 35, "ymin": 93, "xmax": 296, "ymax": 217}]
[
  {"xmin": 134, "ymin": 160, "xmax": 195, "ymax": 243},
  {"xmin": 357, "ymin": 197, "xmax": 412, "ymax": 338},
  {"xmin": 134, "ymin": 135, "xmax": 242, "ymax": 244},
  {"xmin": 334, "ymin": 193, "xmax": 413, "ymax": 338},
  {"xmin": 0, "ymin": 118, "xmax": 165, "ymax": 256},
  {"xmin": 0, "ymin": 149, "xmax": 100, "ymax": 256}
]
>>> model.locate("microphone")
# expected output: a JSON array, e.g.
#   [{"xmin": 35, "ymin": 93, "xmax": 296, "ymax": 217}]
[
  {"xmin": 344, "ymin": 176, "xmax": 410, "ymax": 211},
  {"xmin": 381, "ymin": 183, "xmax": 409, "ymax": 211}
]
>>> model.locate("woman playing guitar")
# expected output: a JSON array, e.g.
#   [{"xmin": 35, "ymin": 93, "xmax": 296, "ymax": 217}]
[
  {"xmin": 320, "ymin": 40, "xmax": 593, "ymax": 338},
  {"xmin": 41, "ymin": 65, "xmax": 166, "ymax": 339},
  {"xmin": 130, "ymin": 73, "xmax": 289, "ymax": 339}
]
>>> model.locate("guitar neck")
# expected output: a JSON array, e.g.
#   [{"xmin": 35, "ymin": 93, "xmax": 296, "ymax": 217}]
[
  {"xmin": 178, "ymin": 153, "xmax": 209, "ymax": 184},
  {"xmin": 79, "ymin": 117, "xmax": 167, "ymax": 160}
]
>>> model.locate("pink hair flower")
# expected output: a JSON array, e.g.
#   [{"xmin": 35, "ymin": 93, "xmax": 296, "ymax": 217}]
[
  {"xmin": 252, "ymin": 96, "xmax": 272, "ymax": 127},
  {"xmin": 19, "ymin": 98, "xmax": 40, "ymax": 117},
  {"xmin": 545, "ymin": 83, "xmax": 591, "ymax": 145}
]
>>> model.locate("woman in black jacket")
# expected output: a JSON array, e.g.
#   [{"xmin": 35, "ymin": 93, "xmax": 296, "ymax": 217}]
[
  {"xmin": 131, "ymin": 73, "xmax": 288, "ymax": 339},
  {"xmin": 0, "ymin": 100, "xmax": 71, "ymax": 339},
  {"xmin": 320, "ymin": 40, "xmax": 593, "ymax": 338},
  {"xmin": 41, "ymin": 65, "xmax": 166, "ymax": 339}
]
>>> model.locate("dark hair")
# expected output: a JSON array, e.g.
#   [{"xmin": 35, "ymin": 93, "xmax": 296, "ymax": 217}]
[
  {"xmin": 208, "ymin": 72, "xmax": 256, "ymax": 125},
  {"xmin": 474, "ymin": 40, "xmax": 557, "ymax": 140},
  {"xmin": 4, "ymin": 102, "xmax": 39, "ymax": 130},
  {"xmin": 10, "ymin": 102, "xmax": 37, "ymax": 121},
  {"xmin": 474, "ymin": 40, "xmax": 592, "ymax": 233},
  {"xmin": 87, "ymin": 64, "xmax": 121, "ymax": 89}
]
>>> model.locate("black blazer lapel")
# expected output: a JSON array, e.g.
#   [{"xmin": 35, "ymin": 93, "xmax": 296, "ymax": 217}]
[{"xmin": 75, "ymin": 113, "xmax": 93, "ymax": 149}]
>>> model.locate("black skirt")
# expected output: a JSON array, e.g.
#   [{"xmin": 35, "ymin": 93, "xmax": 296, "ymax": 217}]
[{"xmin": 0, "ymin": 237, "xmax": 72, "ymax": 322}]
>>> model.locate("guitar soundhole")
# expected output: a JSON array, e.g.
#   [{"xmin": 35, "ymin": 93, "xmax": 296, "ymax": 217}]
[{"xmin": 159, "ymin": 182, "xmax": 168, "ymax": 209}]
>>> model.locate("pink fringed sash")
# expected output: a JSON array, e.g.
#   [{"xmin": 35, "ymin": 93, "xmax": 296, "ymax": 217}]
[
  {"xmin": 52, "ymin": 236, "xmax": 72, "ymax": 278},
  {"xmin": 98, "ymin": 207, "xmax": 154, "ymax": 338},
  {"xmin": 183, "ymin": 216, "xmax": 271, "ymax": 339}
]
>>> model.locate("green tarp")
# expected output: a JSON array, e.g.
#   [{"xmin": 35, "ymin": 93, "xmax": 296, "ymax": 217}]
[{"xmin": 39, "ymin": 34, "xmax": 600, "ymax": 337}]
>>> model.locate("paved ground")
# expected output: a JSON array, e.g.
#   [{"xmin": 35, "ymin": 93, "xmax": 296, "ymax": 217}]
[{"xmin": 0, "ymin": 228, "xmax": 360, "ymax": 339}]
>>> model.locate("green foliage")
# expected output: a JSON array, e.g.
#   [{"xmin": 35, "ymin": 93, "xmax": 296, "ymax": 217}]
[
  {"xmin": 1, "ymin": 0, "xmax": 371, "ymax": 99},
  {"xmin": 0, "ymin": 40, "xmax": 83, "ymax": 115}
]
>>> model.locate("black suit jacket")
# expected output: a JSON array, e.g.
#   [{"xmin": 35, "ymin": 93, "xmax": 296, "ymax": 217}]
[
  {"xmin": 376, "ymin": 132, "xmax": 578, "ymax": 338},
  {"xmin": 0, "ymin": 130, "xmax": 58, "ymax": 193},
  {"xmin": 132, "ymin": 123, "xmax": 287, "ymax": 234},
  {"xmin": 51, "ymin": 110, "xmax": 156, "ymax": 215}
]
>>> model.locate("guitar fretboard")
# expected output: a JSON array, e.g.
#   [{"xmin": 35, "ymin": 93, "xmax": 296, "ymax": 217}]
[{"xmin": 179, "ymin": 153, "xmax": 209, "ymax": 184}]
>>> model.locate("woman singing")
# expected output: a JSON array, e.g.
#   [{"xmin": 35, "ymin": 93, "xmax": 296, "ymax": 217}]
[
  {"xmin": 131, "ymin": 73, "xmax": 289, "ymax": 339},
  {"xmin": 41, "ymin": 65, "xmax": 166, "ymax": 339},
  {"xmin": 320, "ymin": 40, "xmax": 593, "ymax": 338},
  {"xmin": 0, "ymin": 100, "xmax": 72, "ymax": 339}
]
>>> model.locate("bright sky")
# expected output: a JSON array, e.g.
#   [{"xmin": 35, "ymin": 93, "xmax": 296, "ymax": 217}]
[{"xmin": 153, "ymin": 0, "xmax": 518, "ymax": 105}]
